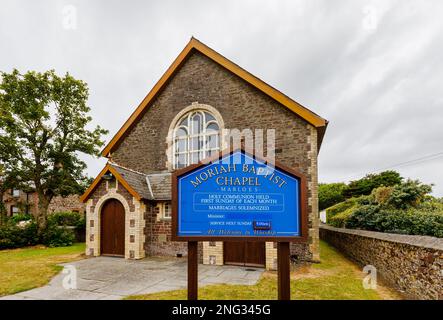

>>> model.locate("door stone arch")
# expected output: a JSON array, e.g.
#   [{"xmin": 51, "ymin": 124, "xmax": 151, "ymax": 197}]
[
  {"xmin": 85, "ymin": 186, "xmax": 146, "ymax": 260},
  {"xmin": 100, "ymin": 198, "xmax": 125, "ymax": 256}
]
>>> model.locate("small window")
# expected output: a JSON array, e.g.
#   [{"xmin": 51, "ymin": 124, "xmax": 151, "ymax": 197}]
[
  {"xmin": 10, "ymin": 206, "xmax": 20, "ymax": 216},
  {"xmin": 12, "ymin": 189, "xmax": 20, "ymax": 197},
  {"xmin": 163, "ymin": 202, "xmax": 172, "ymax": 219}
]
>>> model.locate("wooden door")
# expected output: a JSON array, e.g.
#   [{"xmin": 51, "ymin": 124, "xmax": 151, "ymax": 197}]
[
  {"xmin": 224, "ymin": 241, "xmax": 245, "ymax": 266},
  {"xmin": 245, "ymin": 242, "xmax": 266, "ymax": 267},
  {"xmin": 224, "ymin": 241, "xmax": 265, "ymax": 267},
  {"xmin": 101, "ymin": 199, "xmax": 125, "ymax": 256}
]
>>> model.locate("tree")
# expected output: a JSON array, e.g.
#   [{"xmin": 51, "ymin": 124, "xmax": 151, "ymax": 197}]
[
  {"xmin": 318, "ymin": 182, "xmax": 347, "ymax": 210},
  {"xmin": 0, "ymin": 69, "xmax": 108, "ymax": 232},
  {"xmin": 385, "ymin": 179, "xmax": 433, "ymax": 209},
  {"xmin": 343, "ymin": 170, "xmax": 403, "ymax": 198},
  {"xmin": 0, "ymin": 163, "xmax": 7, "ymax": 224}
]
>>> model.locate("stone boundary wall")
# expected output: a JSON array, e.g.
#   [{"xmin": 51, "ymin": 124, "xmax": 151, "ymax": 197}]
[
  {"xmin": 319, "ymin": 224, "xmax": 443, "ymax": 300},
  {"xmin": 48, "ymin": 194, "xmax": 85, "ymax": 214}
]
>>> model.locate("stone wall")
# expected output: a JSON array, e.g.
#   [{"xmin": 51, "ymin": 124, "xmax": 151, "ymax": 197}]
[
  {"xmin": 203, "ymin": 242, "xmax": 224, "ymax": 266},
  {"xmin": 48, "ymin": 194, "xmax": 85, "ymax": 214},
  {"xmin": 265, "ymin": 242, "xmax": 278, "ymax": 270},
  {"xmin": 111, "ymin": 51, "xmax": 319, "ymax": 261},
  {"xmin": 144, "ymin": 201, "xmax": 187, "ymax": 257},
  {"xmin": 3, "ymin": 190, "xmax": 84, "ymax": 217},
  {"xmin": 320, "ymin": 224, "xmax": 443, "ymax": 300}
]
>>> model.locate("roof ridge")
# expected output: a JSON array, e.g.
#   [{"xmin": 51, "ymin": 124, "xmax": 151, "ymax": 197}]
[
  {"xmin": 108, "ymin": 161, "xmax": 147, "ymax": 177},
  {"xmin": 145, "ymin": 176, "xmax": 155, "ymax": 200}
]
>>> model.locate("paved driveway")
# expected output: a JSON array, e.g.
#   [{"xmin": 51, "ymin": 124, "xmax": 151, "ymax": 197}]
[{"xmin": 1, "ymin": 257, "xmax": 264, "ymax": 300}]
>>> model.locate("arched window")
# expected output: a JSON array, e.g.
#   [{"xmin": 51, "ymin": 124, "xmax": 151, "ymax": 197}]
[{"xmin": 173, "ymin": 110, "xmax": 220, "ymax": 169}]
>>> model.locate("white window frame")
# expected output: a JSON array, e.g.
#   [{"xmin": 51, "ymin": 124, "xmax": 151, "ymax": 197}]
[
  {"xmin": 12, "ymin": 189, "xmax": 20, "ymax": 197},
  {"xmin": 167, "ymin": 103, "xmax": 225, "ymax": 171},
  {"xmin": 163, "ymin": 202, "xmax": 172, "ymax": 219},
  {"xmin": 173, "ymin": 110, "xmax": 220, "ymax": 169},
  {"xmin": 156, "ymin": 202, "xmax": 172, "ymax": 221}
]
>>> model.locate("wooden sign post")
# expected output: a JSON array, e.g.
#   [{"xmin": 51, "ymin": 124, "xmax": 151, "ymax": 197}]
[
  {"xmin": 187, "ymin": 241, "xmax": 198, "ymax": 300},
  {"xmin": 172, "ymin": 149, "xmax": 308, "ymax": 301},
  {"xmin": 277, "ymin": 242, "xmax": 290, "ymax": 300}
]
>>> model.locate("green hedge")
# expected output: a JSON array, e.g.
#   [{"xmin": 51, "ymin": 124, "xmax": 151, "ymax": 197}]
[
  {"xmin": 326, "ymin": 198, "xmax": 357, "ymax": 222},
  {"xmin": 328, "ymin": 208, "xmax": 355, "ymax": 228},
  {"xmin": 345, "ymin": 206, "xmax": 443, "ymax": 237},
  {"xmin": 319, "ymin": 183, "xmax": 347, "ymax": 210},
  {"xmin": 0, "ymin": 220, "xmax": 39, "ymax": 249},
  {"xmin": 325, "ymin": 180, "xmax": 443, "ymax": 238},
  {"xmin": 10, "ymin": 213, "xmax": 33, "ymax": 224},
  {"xmin": 41, "ymin": 222, "xmax": 75, "ymax": 247},
  {"xmin": 0, "ymin": 211, "xmax": 83, "ymax": 249},
  {"xmin": 48, "ymin": 211, "xmax": 85, "ymax": 230}
]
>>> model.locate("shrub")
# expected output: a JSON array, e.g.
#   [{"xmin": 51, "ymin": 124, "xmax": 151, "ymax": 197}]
[
  {"xmin": 319, "ymin": 183, "xmax": 347, "ymax": 210},
  {"xmin": 328, "ymin": 208, "xmax": 355, "ymax": 228},
  {"xmin": 418, "ymin": 198, "xmax": 443, "ymax": 212},
  {"xmin": 343, "ymin": 205, "xmax": 443, "ymax": 237},
  {"xmin": 74, "ymin": 215, "xmax": 86, "ymax": 231},
  {"xmin": 48, "ymin": 211, "xmax": 83, "ymax": 227},
  {"xmin": 0, "ymin": 220, "xmax": 39, "ymax": 249},
  {"xmin": 381, "ymin": 209, "xmax": 443, "ymax": 237},
  {"xmin": 372, "ymin": 186, "xmax": 394, "ymax": 205},
  {"xmin": 10, "ymin": 213, "xmax": 33, "ymax": 224},
  {"xmin": 328, "ymin": 178, "xmax": 442, "ymax": 236},
  {"xmin": 345, "ymin": 204, "xmax": 381, "ymax": 231},
  {"xmin": 385, "ymin": 180, "xmax": 433, "ymax": 209},
  {"xmin": 41, "ymin": 222, "xmax": 75, "ymax": 247},
  {"xmin": 326, "ymin": 198, "xmax": 357, "ymax": 222},
  {"xmin": 0, "ymin": 211, "xmax": 82, "ymax": 249},
  {"xmin": 343, "ymin": 170, "xmax": 403, "ymax": 198}
]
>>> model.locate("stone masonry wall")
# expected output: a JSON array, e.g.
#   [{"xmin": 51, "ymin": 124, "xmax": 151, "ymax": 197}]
[
  {"xmin": 3, "ymin": 191, "xmax": 84, "ymax": 217},
  {"xmin": 320, "ymin": 225, "xmax": 443, "ymax": 300},
  {"xmin": 203, "ymin": 242, "xmax": 224, "ymax": 266},
  {"xmin": 144, "ymin": 202, "xmax": 188, "ymax": 257},
  {"xmin": 111, "ymin": 51, "xmax": 319, "ymax": 261},
  {"xmin": 48, "ymin": 194, "xmax": 85, "ymax": 214}
]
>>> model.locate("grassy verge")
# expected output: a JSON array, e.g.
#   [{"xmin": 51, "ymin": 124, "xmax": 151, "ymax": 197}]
[
  {"xmin": 127, "ymin": 241, "xmax": 401, "ymax": 300},
  {"xmin": 0, "ymin": 243, "xmax": 85, "ymax": 296}
]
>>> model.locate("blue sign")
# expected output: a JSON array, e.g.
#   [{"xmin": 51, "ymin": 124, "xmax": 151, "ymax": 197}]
[{"xmin": 175, "ymin": 150, "xmax": 304, "ymax": 239}]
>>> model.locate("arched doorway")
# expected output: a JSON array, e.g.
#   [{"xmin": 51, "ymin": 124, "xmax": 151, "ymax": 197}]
[{"xmin": 101, "ymin": 199, "xmax": 125, "ymax": 256}]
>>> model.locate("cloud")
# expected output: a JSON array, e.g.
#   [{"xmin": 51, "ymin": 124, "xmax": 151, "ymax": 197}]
[{"xmin": 1, "ymin": 0, "xmax": 442, "ymax": 195}]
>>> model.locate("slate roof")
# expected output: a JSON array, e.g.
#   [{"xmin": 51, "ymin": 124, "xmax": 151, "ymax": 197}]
[
  {"xmin": 110, "ymin": 164, "xmax": 171, "ymax": 201},
  {"xmin": 146, "ymin": 173, "xmax": 172, "ymax": 200}
]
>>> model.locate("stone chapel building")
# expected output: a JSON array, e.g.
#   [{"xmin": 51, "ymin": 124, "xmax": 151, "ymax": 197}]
[{"xmin": 80, "ymin": 38, "xmax": 328, "ymax": 270}]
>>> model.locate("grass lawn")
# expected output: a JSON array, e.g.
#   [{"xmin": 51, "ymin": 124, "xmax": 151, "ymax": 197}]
[
  {"xmin": 0, "ymin": 243, "xmax": 85, "ymax": 296},
  {"xmin": 127, "ymin": 241, "xmax": 401, "ymax": 300}
]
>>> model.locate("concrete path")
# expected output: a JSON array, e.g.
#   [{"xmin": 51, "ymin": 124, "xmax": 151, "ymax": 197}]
[{"xmin": 1, "ymin": 256, "xmax": 264, "ymax": 300}]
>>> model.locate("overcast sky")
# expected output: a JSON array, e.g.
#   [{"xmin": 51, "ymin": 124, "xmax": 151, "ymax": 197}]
[{"xmin": 1, "ymin": 0, "xmax": 443, "ymax": 195}]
